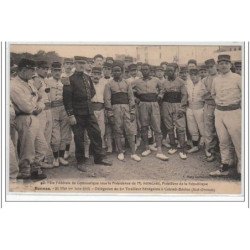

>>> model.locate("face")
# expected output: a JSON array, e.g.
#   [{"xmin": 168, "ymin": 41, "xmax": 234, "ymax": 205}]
[
  {"xmin": 199, "ymin": 69, "xmax": 208, "ymax": 79},
  {"xmin": 218, "ymin": 61, "xmax": 231, "ymax": 74},
  {"xmin": 235, "ymin": 67, "xmax": 241, "ymax": 75},
  {"xmin": 84, "ymin": 62, "xmax": 92, "ymax": 72},
  {"xmin": 155, "ymin": 69, "xmax": 164, "ymax": 79},
  {"xmin": 161, "ymin": 64, "xmax": 167, "ymax": 71},
  {"xmin": 130, "ymin": 69, "xmax": 137, "ymax": 77},
  {"xmin": 75, "ymin": 61, "xmax": 85, "ymax": 72},
  {"xmin": 64, "ymin": 62, "xmax": 74, "ymax": 73},
  {"xmin": 20, "ymin": 68, "xmax": 36, "ymax": 81},
  {"xmin": 32, "ymin": 76, "xmax": 42, "ymax": 90},
  {"xmin": 137, "ymin": 65, "xmax": 142, "ymax": 71},
  {"xmin": 179, "ymin": 71, "xmax": 188, "ymax": 81},
  {"xmin": 141, "ymin": 65, "xmax": 150, "ymax": 77},
  {"xmin": 112, "ymin": 66, "xmax": 122, "ymax": 79},
  {"xmin": 51, "ymin": 68, "xmax": 62, "ymax": 80},
  {"xmin": 91, "ymin": 71, "xmax": 102, "ymax": 83},
  {"xmin": 207, "ymin": 64, "xmax": 217, "ymax": 75},
  {"xmin": 188, "ymin": 63, "xmax": 197, "ymax": 71},
  {"xmin": 165, "ymin": 66, "xmax": 176, "ymax": 79},
  {"xmin": 94, "ymin": 57, "xmax": 103, "ymax": 67},
  {"xmin": 37, "ymin": 67, "xmax": 49, "ymax": 78},
  {"xmin": 190, "ymin": 73, "xmax": 200, "ymax": 83},
  {"xmin": 103, "ymin": 67, "xmax": 112, "ymax": 77}
]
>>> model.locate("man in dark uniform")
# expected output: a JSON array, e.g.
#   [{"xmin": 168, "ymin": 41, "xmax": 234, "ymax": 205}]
[{"xmin": 63, "ymin": 56, "xmax": 112, "ymax": 172}]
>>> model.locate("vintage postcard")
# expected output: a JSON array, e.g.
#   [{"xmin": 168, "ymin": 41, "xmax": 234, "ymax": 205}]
[{"xmin": 6, "ymin": 43, "xmax": 244, "ymax": 201}]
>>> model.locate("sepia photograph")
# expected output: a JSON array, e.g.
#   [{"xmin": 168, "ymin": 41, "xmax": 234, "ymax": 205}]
[{"xmin": 6, "ymin": 43, "xmax": 244, "ymax": 200}]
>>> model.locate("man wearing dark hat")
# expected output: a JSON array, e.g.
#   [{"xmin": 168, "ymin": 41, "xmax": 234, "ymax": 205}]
[
  {"xmin": 210, "ymin": 54, "xmax": 241, "ymax": 177},
  {"xmin": 106, "ymin": 57, "xmax": 114, "ymax": 65},
  {"xmin": 234, "ymin": 61, "xmax": 242, "ymax": 75},
  {"xmin": 161, "ymin": 63, "xmax": 188, "ymax": 159},
  {"xmin": 186, "ymin": 68, "xmax": 207, "ymax": 154},
  {"xmin": 63, "ymin": 56, "xmax": 112, "ymax": 172},
  {"xmin": 202, "ymin": 59, "xmax": 219, "ymax": 162},
  {"xmin": 46, "ymin": 61, "xmax": 71, "ymax": 168},
  {"xmin": 10, "ymin": 58, "xmax": 47, "ymax": 180},
  {"xmin": 133, "ymin": 63, "xmax": 168, "ymax": 161},
  {"xmin": 199, "ymin": 64, "xmax": 208, "ymax": 79},
  {"xmin": 84, "ymin": 58, "xmax": 94, "ymax": 76},
  {"xmin": 94, "ymin": 54, "xmax": 104, "ymax": 67},
  {"xmin": 102, "ymin": 62, "xmax": 112, "ymax": 80},
  {"xmin": 179, "ymin": 66, "xmax": 188, "ymax": 82},
  {"xmin": 104, "ymin": 61, "xmax": 141, "ymax": 162}
]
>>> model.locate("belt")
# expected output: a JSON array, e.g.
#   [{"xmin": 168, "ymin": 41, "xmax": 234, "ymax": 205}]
[
  {"xmin": 44, "ymin": 102, "xmax": 51, "ymax": 110},
  {"xmin": 92, "ymin": 102, "xmax": 104, "ymax": 111},
  {"xmin": 139, "ymin": 93, "xmax": 157, "ymax": 102},
  {"xmin": 163, "ymin": 91, "xmax": 181, "ymax": 103},
  {"xmin": 216, "ymin": 103, "xmax": 241, "ymax": 111},
  {"xmin": 51, "ymin": 100, "xmax": 64, "ymax": 108},
  {"xmin": 111, "ymin": 92, "xmax": 129, "ymax": 105},
  {"xmin": 15, "ymin": 112, "xmax": 32, "ymax": 116}
]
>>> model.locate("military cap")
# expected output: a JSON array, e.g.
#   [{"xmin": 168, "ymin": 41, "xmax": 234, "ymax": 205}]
[
  {"xmin": 218, "ymin": 54, "xmax": 231, "ymax": 63},
  {"xmin": 36, "ymin": 60, "xmax": 49, "ymax": 68},
  {"xmin": 188, "ymin": 59, "xmax": 197, "ymax": 66},
  {"xmin": 51, "ymin": 61, "xmax": 62, "ymax": 69},
  {"xmin": 64, "ymin": 58, "xmax": 74, "ymax": 64},
  {"xmin": 128, "ymin": 63, "xmax": 137, "ymax": 71},
  {"xmin": 160, "ymin": 61, "xmax": 168, "ymax": 66},
  {"xmin": 205, "ymin": 59, "xmax": 216, "ymax": 66},
  {"xmin": 18, "ymin": 58, "xmax": 36, "ymax": 70},
  {"xmin": 199, "ymin": 64, "xmax": 207, "ymax": 71},
  {"xmin": 179, "ymin": 66, "xmax": 188, "ymax": 72},
  {"xmin": 106, "ymin": 57, "xmax": 114, "ymax": 63},
  {"xmin": 94, "ymin": 54, "xmax": 104, "ymax": 60},
  {"xmin": 137, "ymin": 62, "xmax": 143, "ymax": 65},
  {"xmin": 167, "ymin": 63, "xmax": 178, "ymax": 69},
  {"xmin": 112, "ymin": 60, "xmax": 124, "ymax": 69},
  {"xmin": 141, "ymin": 63, "xmax": 150, "ymax": 68},
  {"xmin": 234, "ymin": 61, "xmax": 241, "ymax": 67},
  {"xmin": 92, "ymin": 67, "xmax": 102, "ymax": 73},
  {"xmin": 74, "ymin": 56, "xmax": 87, "ymax": 63},
  {"xmin": 87, "ymin": 57, "xmax": 94, "ymax": 63},
  {"xmin": 103, "ymin": 62, "xmax": 113, "ymax": 69},
  {"xmin": 155, "ymin": 66, "xmax": 164, "ymax": 71},
  {"xmin": 124, "ymin": 56, "xmax": 133, "ymax": 62},
  {"xmin": 189, "ymin": 68, "xmax": 199, "ymax": 75}
]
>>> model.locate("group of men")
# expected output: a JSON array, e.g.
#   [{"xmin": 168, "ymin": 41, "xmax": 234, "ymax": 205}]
[{"xmin": 9, "ymin": 52, "xmax": 242, "ymax": 181}]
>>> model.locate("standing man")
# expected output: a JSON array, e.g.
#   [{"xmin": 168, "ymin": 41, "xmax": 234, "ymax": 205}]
[
  {"xmin": 202, "ymin": 59, "xmax": 218, "ymax": 162},
  {"xmin": 210, "ymin": 55, "xmax": 241, "ymax": 177},
  {"xmin": 179, "ymin": 66, "xmax": 188, "ymax": 82},
  {"xmin": 161, "ymin": 63, "xmax": 188, "ymax": 159},
  {"xmin": 47, "ymin": 61, "xmax": 71, "ymax": 167},
  {"xmin": 94, "ymin": 54, "xmax": 104, "ymax": 67},
  {"xmin": 10, "ymin": 58, "xmax": 47, "ymax": 180},
  {"xmin": 199, "ymin": 64, "xmax": 208, "ymax": 79},
  {"xmin": 104, "ymin": 62, "xmax": 141, "ymax": 162},
  {"xmin": 155, "ymin": 66, "xmax": 165, "ymax": 84},
  {"xmin": 127, "ymin": 63, "xmax": 139, "ymax": 85},
  {"xmin": 63, "ymin": 56, "xmax": 112, "ymax": 172},
  {"xmin": 102, "ymin": 62, "xmax": 112, "ymax": 80},
  {"xmin": 133, "ymin": 63, "xmax": 168, "ymax": 161},
  {"xmin": 234, "ymin": 61, "xmax": 242, "ymax": 75}
]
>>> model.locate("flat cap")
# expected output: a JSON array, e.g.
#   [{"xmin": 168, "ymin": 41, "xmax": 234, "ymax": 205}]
[
  {"xmin": 64, "ymin": 58, "xmax": 74, "ymax": 64},
  {"xmin": 94, "ymin": 54, "xmax": 104, "ymax": 60},
  {"xmin": 188, "ymin": 59, "xmax": 197, "ymax": 66},
  {"xmin": 137, "ymin": 62, "xmax": 143, "ymax": 65},
  {"xmin": 103, "ymin": 62, "xmax": 113, "ymax": 69},
  {"xmin": 155, "ymin": 66, "xmax": 164, "ymax": 71},
  {"xmin": 124, "ymin": 56, "xmax": 133, "ymax": 62},
  {"xmin": 87, "ymin": 57, "xmax": 94, "ymax": 63},
  {"xmin": 112, "ymin": 60, "xmax": 124, "ymax": 69},
  {"xmin": 218, "ymin": 54, "xmax": 231, "ymax": 63},
  {"xmin": 199, "ymin": 64, "xmax": 207, "ymax": 71},
  {"xmin": 234, "ymin": 61, "xmax": 241, "ymax": 67},
  {"xmin": 18, "ymin": 58, "xmax": 36, "ymax": 69},
  {"xmin": 189, "ymin": 68, "xmax": 199, "ymax": 75},
  {"xmin": 128, "ymin": 63, "xmax": 137, "ymax": 71},
  {"xmin": 51, "ymin": 61, "xmax": 62, "ymax": 69},
  {"xmin": 106, "ymin": 57, "xmax": 114, "ymax": 63},
  {"xmin": 36, "ymin": 60, "xmax": 49, "ymax": 68},
  {"xmin": 205, "ymin": 59, "xmax": 216, "ymax": 66},
  {"xmin": 167, "ymin": 63, "xmax": 178, "ymax": 69},
  {"xmin": 179, "ymin": 66, "xmax": 188, "ymax": 72},
  {"xmin": 74, "ymin": 56, "xmax": 87, "ymax": 62}
]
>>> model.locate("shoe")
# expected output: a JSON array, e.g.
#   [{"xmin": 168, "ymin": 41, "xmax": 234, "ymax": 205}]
[
  {"xmin": 41, "ymin": 162, "xmax": 54, "ymax": 169},
  {"xmin": 156, "ymin": 153, "xmax": 169, "ymax": 161},
  {"xmin": 53, "ymin": 158, "xmax": 60, "ymax": 168},
  {"xmin": 209, "ymin": 169, "xmax": 229, "ymax": 177},
  {"xmin": 30, "ymin": 170, "xmax": 47, "ymax": 180},
  {"xmin": 59, "ymin": 157, "xmax": 69, "ymax": 166},
  {"xmin": 149, "ymin": 144, "xmax": 157, "ymax": 151},
  {"xmin": 142, "ymin": 149, "xmax": 151, "ymax": 157},
  {"xmin": 95, "ymin": 158, "xmax": 112, "ymax": 166},
  {"xmin": 168, "ymin": 148, "xmax": 177, "ymax": 155},
  {"xmin": 179, "ymin": 152, "xmax": 187, "ymax": 160},
  {"xmin": 118, "ymin": 153, "xmax": 125, "ymax": 161},
  {"xmin": 131, "ymin": 154, "xmax": 141, "ymax": 162},
  {"xmin": 187, "ymin": 146, "xmax": 199, "ymax": 153},
  {"xmin": 77, "ymin": 164, "xmax": 87, "ymax": 172},
  {"xmin": 206, "ymin": 154, "xmax": 215, "ymax": 162},
  {"xmin": 64, "ymin": 150, "xmax": 70, "ymax": 160}
]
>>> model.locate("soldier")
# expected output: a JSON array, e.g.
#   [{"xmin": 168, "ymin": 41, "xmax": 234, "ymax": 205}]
[
  {"xmin": 187, "ymin": 59, "xmax": 197, "ymax": 71},
  {"xmin": 210, "ymin": 55, "xmax": 241, "ymax": 177},
  {"xmin": 10, "ymin": 58, "xmax": 47, "ymax": 180},
  {"xmin": 47, "ymin": 61, "xmax": 71, "ymax": 167},
  {"xmin": 103, "ymin": 62, "xmax": 112, "ymax": 79},
  {"xmin": 106, "ymin": 57, "xmax": 114, "ymax": 65},
  {"xmin": 85, "ymin": 57, "xmax": 94, "ymax": 75},
  {"xmin": 61, "ymin": 58, "xmax": 74, "ymax": 160},
  {"xmin": 137, "ymin": 62, "xmax": 143, "ymax": 77},
  {"xmin": 94, "ymin": 54, "xmax": 104, "ymax": 67},
  {"xmin": 199, "ymin": 64, "xmax": 208, "ymax": 79},
  {"xmin": 123, "ymin": 66, "xmax": 130, "ymax": 79},
  {"xmin": 179, "ymin": 66, "xmax": 188, "ymax": 82},
  {"xmin": 234, "ymin": 61, "xmax": 242, "ymax": 75},
  {"xmin": 104, "ymin": 61, "xmax": 141, "ymax": 162},
  {"xmin": 160, "ymin": 62, "xmax": 168, "ymax": 71},
  {"xmin": 133, "ymin": 63, "xmax": 168, "ymax": 161},
  {"xmin": 202, "ymin": 59, "xmax": 218, "ymax": 162},
  {"xmin": 161, "ymin": 63, "xmax": 188, "ymax": 159},
  {"xmin": 155, "ymin": 66, "xmax": 165, "ymax": 84},
  {"xmin": 127, "ymin": 63, "xmax": 139, "ymax": 85},
  {"xmin": 63, "ymin": 56, "xmax": 112, "ymax": 172},
  {"xmin": 186, "ymin": 68, "xmax": 207, "ymax": 153}
]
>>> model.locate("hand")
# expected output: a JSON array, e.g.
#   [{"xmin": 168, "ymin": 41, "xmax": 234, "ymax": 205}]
[
  {"xmin": 69, "ymin": 115, "xmax": 77, "ymax": 126},
  {"xmin": 177, "ymin": 110, "xmax": 184, "ymax": 119},
  {"xmin": 32, "ymin": 108, "xmax": 42, "ymax": 115},
  {"xmin": 135, "ymin": 97, "xmax": 140, "ymax": 104},
  {"xmin": 130, "ymin": 113, "xmax": 136, "ymax": 122}
]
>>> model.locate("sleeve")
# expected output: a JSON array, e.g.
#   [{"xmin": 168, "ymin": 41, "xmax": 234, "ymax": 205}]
[
  {"xmin": 157, "ymin": 79, "xmax": 164, "ymax": 98},
  {"xmin": 63, "ymin": 77, "xmax": 74, "ymax": 116},
  {"xmin": 10, "ymin": 85, "xmax": 36, "ymax": 114},
  {"xmin": 127, "ymin": 82, "xmax": 136, "ymax": 114},
  {"xmin": 88, "ymin": 75, "xmax": 96, "ymax": 99},
  {"xmin": 179, "ymin": 79, "xmax": 188, "ymax": 112},
  {"xmin": 104, "ymin": 83, "xmax": 113, "ymax": 117},
  {"xmin": 211, "ymin": 78, "xmax": 216, "ymax": 100},
  {"xmin": 236, "ymin": 74, "xmax": 242, "ymax": 91}
]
